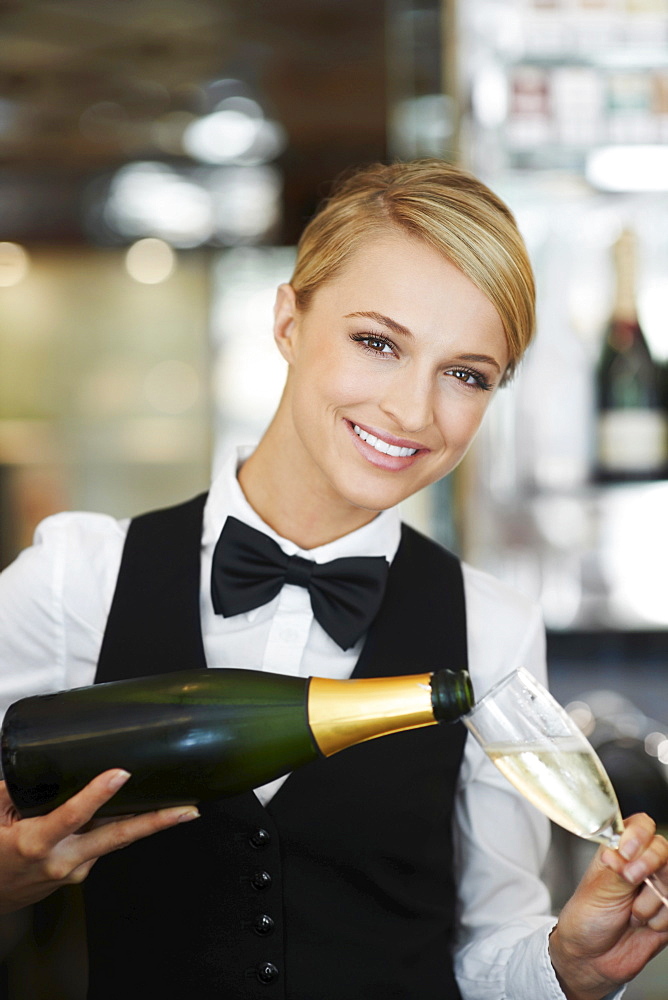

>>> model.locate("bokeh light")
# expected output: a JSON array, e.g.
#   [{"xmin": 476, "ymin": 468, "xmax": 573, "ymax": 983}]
[
  {"xmin": 0, "ymin": 242, "xmax": 30, "ymax": 287},
  {"xmin": 125, "ymin": 238, "xmax": 175, "ymax": 284}
]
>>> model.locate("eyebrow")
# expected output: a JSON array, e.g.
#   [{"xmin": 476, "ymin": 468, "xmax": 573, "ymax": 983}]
[
  {"xmin": 345, "ymin": 311, "xmax": 502, "ymax": 373},
  {"xmin": 457, "ymin": 353, "xmax": 502, "ymax": 374},
  {"xmin": 345, "ymin": 311, "xmax": 414, "ymax": 339}
]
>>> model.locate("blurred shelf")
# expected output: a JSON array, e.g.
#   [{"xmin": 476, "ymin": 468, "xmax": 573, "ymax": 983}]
[{"xmin": 548, "ymin": 628, "xmax": 668, "ymax": 661}]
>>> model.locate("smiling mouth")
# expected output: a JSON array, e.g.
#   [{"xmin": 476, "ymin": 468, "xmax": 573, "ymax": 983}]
[{"xmin": 352, "ymin": 424, "xmax": 418, "ymax": 458}]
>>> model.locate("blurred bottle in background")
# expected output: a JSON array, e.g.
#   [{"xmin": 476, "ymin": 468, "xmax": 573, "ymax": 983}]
[{"xmin": 595, "ymin": 227, "xmax": 668, "ymax": 482}]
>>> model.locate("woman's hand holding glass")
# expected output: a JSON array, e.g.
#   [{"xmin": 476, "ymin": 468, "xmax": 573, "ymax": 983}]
[{"xmin": 464, "ymin": 668, "xmax": 668, "ymax": 1000}]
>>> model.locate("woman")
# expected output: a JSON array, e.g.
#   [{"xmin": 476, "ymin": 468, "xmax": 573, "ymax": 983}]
[{"xmin": 0, "ymin": 159, "xmax": 667, "ymax": 1000}]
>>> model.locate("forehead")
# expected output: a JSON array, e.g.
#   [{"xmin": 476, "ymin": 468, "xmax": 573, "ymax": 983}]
[
  {"xmin": 320, "ymin": 229, "xmax": 480, "ymax": 301},
  {"xmin": 310, "ymin": 231, "xmax": 508, "ymax": 356}
]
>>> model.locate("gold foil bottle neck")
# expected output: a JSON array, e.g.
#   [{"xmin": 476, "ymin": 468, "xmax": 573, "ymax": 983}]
[
  {"xmin": 611, "ymin": 227, "xmax": 638, "ymax": 324},
  {"xmin": 307, "ymin": 672, "xmax": 437, "ymax": 757}
]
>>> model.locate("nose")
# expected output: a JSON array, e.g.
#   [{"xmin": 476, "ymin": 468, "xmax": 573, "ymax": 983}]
[{"xmin": 378, "ymin": 365, "xmax": 434, "ymax": 434}]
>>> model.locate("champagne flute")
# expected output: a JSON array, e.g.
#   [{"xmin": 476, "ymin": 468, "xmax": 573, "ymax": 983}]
[{"xmin": 464, "ymin": 667, "xmax": 668, "ymax": 909}]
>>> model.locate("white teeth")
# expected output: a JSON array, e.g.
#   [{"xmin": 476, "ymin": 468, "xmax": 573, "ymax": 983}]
[{"xmin": 353, "ymin": 424, "xmax": 417, "ymax": 458}]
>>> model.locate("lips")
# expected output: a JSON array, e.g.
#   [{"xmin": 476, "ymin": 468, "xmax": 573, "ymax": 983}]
[
  {"xmin": 345, "ymin": 419, "xmax": 426, "ymax": 471},
  {"xmin": 353, "ymin": 424, "xmax": 418, "ymax": 457}
]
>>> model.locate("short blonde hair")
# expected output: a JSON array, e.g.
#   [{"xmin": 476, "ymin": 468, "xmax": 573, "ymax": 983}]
[{"xmin": 291, "ymin": 159, "xmax": 535, "ymax": 382}]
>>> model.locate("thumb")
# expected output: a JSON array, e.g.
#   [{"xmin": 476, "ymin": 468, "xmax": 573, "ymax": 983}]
[{"xmin": 591, "ymin": 847, "xmax": 642, "ymax": 907}]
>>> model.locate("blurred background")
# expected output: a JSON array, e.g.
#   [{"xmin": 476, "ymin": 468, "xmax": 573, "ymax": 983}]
[{"xmin": 0, "ymin": 0, "xmax": 668, "ymax": 996}]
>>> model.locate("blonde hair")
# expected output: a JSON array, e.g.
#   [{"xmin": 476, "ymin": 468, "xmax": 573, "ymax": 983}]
[{"xmin": 290, "ymin": 159, "xmax": 535, "ymax": 382}]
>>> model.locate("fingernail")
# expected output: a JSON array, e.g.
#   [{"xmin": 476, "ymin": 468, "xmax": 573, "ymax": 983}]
[
  {"xmin": 625, "ymin": 861, "xmax": 646, "ymax": 883},
  {"xmin": 619, "ymin": 839, "xmax": 640, "ymax": 861},
  {"xmin": 178, "ymin": 808, "xmax": 200, "ymax": 823},
  {"xmin": 107, "ymin": 769, "xmax": 131, "ymax": 791}
]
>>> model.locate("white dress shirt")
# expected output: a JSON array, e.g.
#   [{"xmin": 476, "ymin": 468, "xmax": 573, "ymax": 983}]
[{"xmin": 0, "ymin": 445, "xmax": 624, "ymax": 1000}]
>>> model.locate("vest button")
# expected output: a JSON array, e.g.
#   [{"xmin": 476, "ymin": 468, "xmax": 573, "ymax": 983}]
[
  {"xmin": 249, "ymin": 828, "xmax": 271, "ymax": 849},
  {"xmin": 253, "ymin": 913, "xmax": 275, "ymax": 936},
  {"xmin": 256, "ymin": 961, "xmax": 279, "ymax": 984},
  {"xmin": 250, "ymin": 870, "xmax": 272, "ymax": 891}
]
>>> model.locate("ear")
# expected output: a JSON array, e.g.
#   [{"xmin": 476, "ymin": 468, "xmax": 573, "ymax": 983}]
[{"xmin": 273, "ymin": 283, "xmax": 300, "ymax": 364}]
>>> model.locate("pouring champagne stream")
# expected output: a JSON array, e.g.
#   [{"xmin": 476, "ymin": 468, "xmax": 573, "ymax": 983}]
[{"xmin": 464, "ymin": 667, "xmax": 668, "ymax": 910}]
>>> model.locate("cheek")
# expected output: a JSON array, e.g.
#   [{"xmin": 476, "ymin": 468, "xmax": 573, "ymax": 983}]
[
  {"xmin": 297, "ymin": 351, "xmax": 374, "ymax": 407},
  {"xmin": 331, "ymin": 367, "xmax": 377, "ymax": 403},
  {"xmin": 434, "ymin": 391, "xmax": 491, "ymax": 445}
]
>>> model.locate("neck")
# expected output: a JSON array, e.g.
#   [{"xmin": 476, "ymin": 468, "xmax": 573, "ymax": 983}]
[{"xmin": 238, "ymin": 413, "xmax": 379, "ymax": 551}]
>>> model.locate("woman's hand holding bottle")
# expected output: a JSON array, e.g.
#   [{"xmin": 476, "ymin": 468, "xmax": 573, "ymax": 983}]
[{"xmin": 0, "ymin": 770, "xmax": 198, "ymax": 914}]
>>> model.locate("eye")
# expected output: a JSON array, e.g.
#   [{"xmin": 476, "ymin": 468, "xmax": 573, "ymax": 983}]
[
  {"xmin": 446, "ymin": 367, "xmax": 493, "ymax": 391},
  {"xmin": 349, "ymin": 333, "xmax": 397, "ymax": 357}
]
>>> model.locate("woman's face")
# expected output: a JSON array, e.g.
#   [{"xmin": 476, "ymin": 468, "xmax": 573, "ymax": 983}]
[{"xmin": 273, "ymin": 229, "xmax": 509, "ymax": 519}]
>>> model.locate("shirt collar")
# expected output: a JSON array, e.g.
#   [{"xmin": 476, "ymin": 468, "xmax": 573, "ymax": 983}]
[{"xmin": 203, "ymin": 443, "xmax": 402, "ymax": 565}]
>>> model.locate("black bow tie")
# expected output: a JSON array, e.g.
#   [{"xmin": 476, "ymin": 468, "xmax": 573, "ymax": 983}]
[{"xmin": 211, "ymin": 516, "xmax": 389, "ymax": 651}]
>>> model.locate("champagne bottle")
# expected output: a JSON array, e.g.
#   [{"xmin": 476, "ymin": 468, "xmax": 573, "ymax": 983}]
[
  {"xmin": 595, "ymin": 228, "xmax": 668, "ymax": 481},
  {"xmin": 0, "ymin": 666, "xmax": 473, "ymax": 818}
]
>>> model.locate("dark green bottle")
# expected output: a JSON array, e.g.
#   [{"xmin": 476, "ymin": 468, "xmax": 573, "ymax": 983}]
[
  {"xmin": 0, "ymin": 667, "xmax": 473, "ymax": 818},
  {"xmin": 595, "ymin": 228, "xmax": 667, "ymax": 481}
]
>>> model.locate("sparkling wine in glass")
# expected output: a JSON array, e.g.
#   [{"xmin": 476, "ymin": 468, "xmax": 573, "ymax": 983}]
[{"xmin": 464, "ymin": 667, "xmax": 668, "ymax": 909}]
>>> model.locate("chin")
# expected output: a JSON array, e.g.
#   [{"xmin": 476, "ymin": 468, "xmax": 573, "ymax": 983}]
[{"xmin": 335, "ymin": 481, "xmax": 413, "ymax": 515}]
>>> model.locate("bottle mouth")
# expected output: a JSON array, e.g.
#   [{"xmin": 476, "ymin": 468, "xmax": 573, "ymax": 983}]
[{"xmin": 430, "ymin": 669, "xmax": 474, "ymax": 723}]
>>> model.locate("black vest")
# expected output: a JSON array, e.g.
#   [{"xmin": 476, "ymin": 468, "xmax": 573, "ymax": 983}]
[{"xmin": 83, "ymin": 495, "xmax": 468, "ymax": 1000}]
